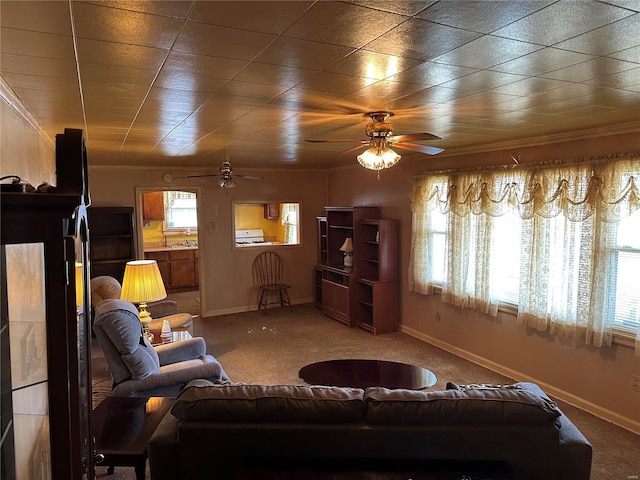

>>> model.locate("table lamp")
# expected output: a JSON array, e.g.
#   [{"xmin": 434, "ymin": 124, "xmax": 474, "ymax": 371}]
[
  {"xmin": 340, "ymin": 237, "xmax": 354, "ymax": 267},
  {"xmin": 120, "ymin": 260, "xmax": 167, "ymax": 341}
]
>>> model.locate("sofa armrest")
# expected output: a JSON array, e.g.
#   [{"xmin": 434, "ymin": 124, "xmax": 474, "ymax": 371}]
[
  {"xmin": 516, "ymin": 382, "xmax": 592, "ymax": 480},
  {"xmin": 556, "ymin": 411, "xmax": 593, "ymax": 480},
  {"xmin": 155, "ymin": 337, "xmax": 206, "ymax": 365},
  {"xmin": 148, "ymin": 412, "xmax": 180, "ymax": 480}
]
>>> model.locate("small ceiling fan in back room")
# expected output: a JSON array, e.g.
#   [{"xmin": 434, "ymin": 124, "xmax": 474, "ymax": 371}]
[
  {"xmin": 305, "ymin": 111, "xmax": 444, "ymax": 179},
  {"xmin": 186, "ymin": 161, "xmax": 263, "ymax": 188}
]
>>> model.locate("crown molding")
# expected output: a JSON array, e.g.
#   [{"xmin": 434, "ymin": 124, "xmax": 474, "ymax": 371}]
[
  {"xmin": 0, "ymin": 76, "xmax": 55, "ymax": 149},
  {"xmin": 438, "ymin": 122, "xmax": 640, "ymax": 158}
]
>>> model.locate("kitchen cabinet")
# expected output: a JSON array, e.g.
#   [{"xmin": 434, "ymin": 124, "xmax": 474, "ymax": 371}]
[
  {"xmin": 264, "ymin": 203, "xmax": 279, "ymax": 219},
  {"xmin": 144, "ymin": 251, "xmax": 170, "ymax": 286},
  {"xmin": 169, "ymin": 250, "xmax": 196, "ymax": 288},
  {"xmin": 144, "ymin": 248, "xmax": 198, "ymax": 291},
  {"xmin": 143, "ymin": 192, "xmax": 164, "ymax": 221}
]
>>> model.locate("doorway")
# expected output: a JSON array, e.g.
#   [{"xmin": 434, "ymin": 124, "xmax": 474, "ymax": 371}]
[{"xmin": 135, "ymin": 187, "xmax": 202, "ymax": 317}]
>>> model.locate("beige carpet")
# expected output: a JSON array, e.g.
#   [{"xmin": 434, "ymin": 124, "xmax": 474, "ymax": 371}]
[{"xmin": 93, "ymin": 303, "xmax": 640, "ymax": 480}]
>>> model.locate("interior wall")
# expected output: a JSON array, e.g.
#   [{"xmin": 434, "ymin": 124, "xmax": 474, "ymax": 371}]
[
  {"xmin": 327, "ymin": 132, "xmax": 640, "ymax": 432},
  {"xmin": 0, "ymin": 82, "xmax": 55, "ymax": 183},
  {"xmin": 88, "ymin": 167, "xmax": 327, "ymax": 316}
]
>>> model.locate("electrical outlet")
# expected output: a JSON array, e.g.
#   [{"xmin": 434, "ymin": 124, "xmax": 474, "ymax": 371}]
[{"xmin": 632, "ymin": 375, "xmax": 640, "ymax": 392}]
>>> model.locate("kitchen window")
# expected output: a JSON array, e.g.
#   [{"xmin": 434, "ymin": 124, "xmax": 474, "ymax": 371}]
[{"xmin": 164, "ymin": 191, "xmax": 197, "ymax": 232}]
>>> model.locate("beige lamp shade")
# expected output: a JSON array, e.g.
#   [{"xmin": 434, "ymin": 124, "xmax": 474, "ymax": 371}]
[
  {"xmin": 120, "ymin": 260, "xmax": 167, "ymax": 313},
  {"xmin": 340, "ymin": 237, "xmax": 354, "ymax": 267},
  {"xmin": 340, "ymin": 237, "xmax": 354, "ymax": 253}
]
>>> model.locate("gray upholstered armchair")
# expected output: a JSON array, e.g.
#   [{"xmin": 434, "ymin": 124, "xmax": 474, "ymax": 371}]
[
  {"xmin": 93, "ymin": 299, "xmax": 230, "ymax": 397},
  {"xmin": 91, "ymin": 275, "xmax": 193, "ymax": 334}
]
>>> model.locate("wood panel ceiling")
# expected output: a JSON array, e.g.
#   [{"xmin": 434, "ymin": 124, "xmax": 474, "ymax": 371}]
[{"xmin": 1, "ymin": 1, "xmax": 639, "ymax": 170}]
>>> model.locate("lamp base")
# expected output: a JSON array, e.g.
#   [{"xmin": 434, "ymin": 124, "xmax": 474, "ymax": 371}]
[
  {"xmin": 139, "ymin": 308, "xmax": 154, "ymax": 342},
  {"xmin": 343, "ymin": 253, "xmax": 353, "ymax": 267},
  {"xmin": 143, "ymin": 326, "xmax": 154, "ymax": 343}
]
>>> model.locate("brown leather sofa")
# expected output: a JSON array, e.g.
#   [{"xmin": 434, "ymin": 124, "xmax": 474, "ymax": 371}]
[{"xmin": 148, "ymin": 381, "xmax": 592, "ymax": 480}]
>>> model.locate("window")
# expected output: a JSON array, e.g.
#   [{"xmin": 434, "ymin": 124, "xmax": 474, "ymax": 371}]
[
  {"xmin": 409, "ymin": 155, "xmax": 639, "ymax": 350},
  {"xmin": 605, "ymin": 211, "xmax": 640, "ymax": 331},
  {"xmin": 164, "ymin": 191, "xmax": 197, "ymax": 231},
  {"xmin": 428, "ymin": 208, "xmax": 447, "ymax": 284},
  {"xmin": 233, "ymin": 202, "xmax": 301, "ymax": 247},
  {"xmin": 491, "ymin": 211, "xmax": 521, "ymax": 305}
]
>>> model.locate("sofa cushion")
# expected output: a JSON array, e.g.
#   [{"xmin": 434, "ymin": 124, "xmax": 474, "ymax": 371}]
[
  {"xmin": 364, "ymin": 385, "xmax": 561, "ymax": 426},
  {"xmin": 94, "ymin": 299, "xmax": 160, "ymax": 382},
  {"xmin": 172, "ymin": 384, "xmax": 366, "ymax": 424}
]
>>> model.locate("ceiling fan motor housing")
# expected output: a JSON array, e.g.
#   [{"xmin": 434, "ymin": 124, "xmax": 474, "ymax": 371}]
[
  {"xmin": 365, "ymin": 111, "xmax": 394, "ymax": 139},
  {"xmin": 220, "ymin": 161, "xmax": 233, "ymax": 177}
]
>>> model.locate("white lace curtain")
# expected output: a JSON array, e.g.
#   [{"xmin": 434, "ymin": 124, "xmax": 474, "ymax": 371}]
[
  {"xmin": 409, "ymin": 152, "xmax": 640, "ymax": 353},
  {"xmin": 281, "ymin": 203, "xmax": 298, "ymax": 244}
]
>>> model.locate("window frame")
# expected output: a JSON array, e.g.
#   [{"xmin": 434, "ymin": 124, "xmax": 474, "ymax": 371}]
[
  {"xmin": 231, "ymin": 200, "xmax": 302, "ymax": 249},
  {"xmin": 163, "ymin": 190, "xmax": 198, "ymax": 233}
]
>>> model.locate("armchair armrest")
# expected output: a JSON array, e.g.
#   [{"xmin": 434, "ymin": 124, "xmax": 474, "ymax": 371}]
[
  {"xmin": 155, "ymin": 337, "xmax": 207, "ymax": 366},
  {"xmin": 111, "ymin": 357, "xmax": 225, "ymax": 397},
  {"xmin": 148, "ymin": 313, "xmax": 193, "ymax": 334},
  {"xmin": 147, "ymin": 300, "xmax": 179, "ymax": 318}
]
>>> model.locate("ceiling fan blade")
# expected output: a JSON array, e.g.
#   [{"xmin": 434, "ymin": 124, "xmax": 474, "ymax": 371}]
[
  {"xmin": 393, "ymin": 142, "xmax": 444, "ymax": 155},
  {"xmin": 305, "ymin": 139, "xmax": 365, "ymax": 143},
  {"xmin": 390, "ymin": 132, "xmax": 441, "ymax": 142},
  {"xmin": 186, "ymin": 174, "xmax": 221, "ymax": 178},
  {"xmin": 235, "ymin": 174, "xmax": 263, "ymax": 180},
  {"xmin": 337, "ymin": 143, "xmax": 368, "ymax": 155}
]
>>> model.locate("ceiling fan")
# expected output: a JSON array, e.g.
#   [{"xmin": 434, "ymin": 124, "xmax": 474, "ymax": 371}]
[
  {"xmin": 186, "ymin": 161, "xmax": 263, "ymax": 188},
  {"xmin": 305, "ymin": 111, "xmax": 444, "ymax": 177}
]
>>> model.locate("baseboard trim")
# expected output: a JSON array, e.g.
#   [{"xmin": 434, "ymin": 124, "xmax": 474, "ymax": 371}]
[
  {"xmin": 401, "ymin": 324, "xmax": 640, "ymax": 436},
  {"xmin": 202, "ymin": 297, "xmax": 313, "ymax": 318}
]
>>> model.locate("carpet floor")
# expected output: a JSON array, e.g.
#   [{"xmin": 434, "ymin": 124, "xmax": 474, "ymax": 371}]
[{"xmin": 92, "ymin": 303, "xmax": 640, "ymax": 480}]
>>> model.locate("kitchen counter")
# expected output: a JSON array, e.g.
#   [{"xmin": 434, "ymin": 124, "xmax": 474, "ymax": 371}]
[{"xmin": 144, "ymin": 245, "xmax": 198, "ymax": 252}]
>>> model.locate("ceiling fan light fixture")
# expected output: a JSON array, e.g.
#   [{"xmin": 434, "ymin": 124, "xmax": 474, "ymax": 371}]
[
  {"xmin": 219, "ymin": 177, "xmax": 236, "ymax": 188},
  {"xmin": 357, "ymin": 146, "xmax": 401, "ymax": 171}
]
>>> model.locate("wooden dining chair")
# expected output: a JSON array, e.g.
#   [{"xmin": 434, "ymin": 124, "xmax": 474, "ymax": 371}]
[{"xmin": 253, "ymin": 251, "xmax": 292, "ymax": 314}]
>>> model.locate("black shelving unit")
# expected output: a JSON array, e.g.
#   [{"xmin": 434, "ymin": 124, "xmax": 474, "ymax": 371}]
[{"xmin": 87, "ymin": 207, "xmax": 136, "ymax": 283}]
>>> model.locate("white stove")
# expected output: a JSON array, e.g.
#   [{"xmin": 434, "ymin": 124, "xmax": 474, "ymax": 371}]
[{"xmin": 235, "ymin": 229, "xmax": 273, "ymax": 246}]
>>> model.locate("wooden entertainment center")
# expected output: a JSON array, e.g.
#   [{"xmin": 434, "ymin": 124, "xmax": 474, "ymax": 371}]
[{"xmin": 314, "ymin": 206, "xmax": 398, "ymax": 335}]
